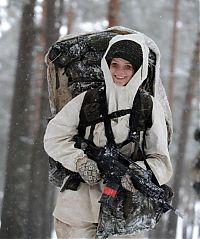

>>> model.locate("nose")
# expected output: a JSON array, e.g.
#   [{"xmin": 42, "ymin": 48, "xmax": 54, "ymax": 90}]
[{"xmin": 116, "ymin": 67, "xmax": 126, "ymax": 77}]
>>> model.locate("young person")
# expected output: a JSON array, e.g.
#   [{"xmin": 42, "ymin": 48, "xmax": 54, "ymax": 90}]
[{"xmin": 44, "ymin": 33, "xmax": 173, "ymax": 238}]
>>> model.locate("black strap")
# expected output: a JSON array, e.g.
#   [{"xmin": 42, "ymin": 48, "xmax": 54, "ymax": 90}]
[
  {"xmin": 78, "ymin": 86, "xmax": 159, "ymax": 185},
  {"xmin": 99, "ymin": 87, "xmax": 116, "ymax": 146},
  {"xmin": 129, "ymin": 91, "xmax": 141, "ymax": 135},
  {"xmin": 116, "ymin": 91, "xmax": 141, "ymax": 149},
  {"xmin": 78, "ymin": 87, "xmax": 152, "ymax": 150},
  {"xmin": 79, "ymin": 109, "xmax": 132, "ymax": 129},
  {"xmin": 78, "ymin": 86, "xmax": 132, "ymax": 141},
  {"xmin": 99, "ymin": 88, "xmax": 142, "ymax": 150}
]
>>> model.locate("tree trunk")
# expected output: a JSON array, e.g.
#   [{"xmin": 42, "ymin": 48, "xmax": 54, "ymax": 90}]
[
  {"xmin": 27, "ymin": 1, "xmax": 60, "ymax": 238},
  {"xmin": 107, "ymin": 0, "xmax": 120, "ymax": 27},
  {"xmin": 66, "ymin": 2, "xmax": 75, "ymax": 34},
  {"xmin": 58, "ymin": 0, "xmax": 64, "ymax": 29},
  {"xmin": 167, "ymin": 0, "xmax": 180, "ymax": 109},
  {"xmin": 165, "ymin": 31, "xmax": 200, "ymax": 239},
  {"xmin": 0, "ymin": 1, "xmax": 36, "ymax": 238}
]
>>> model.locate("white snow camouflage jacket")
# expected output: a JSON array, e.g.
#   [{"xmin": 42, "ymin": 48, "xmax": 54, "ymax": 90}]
[{"xmin": 43, "ymin": 33, "xmax": 173, "ymax": 225}]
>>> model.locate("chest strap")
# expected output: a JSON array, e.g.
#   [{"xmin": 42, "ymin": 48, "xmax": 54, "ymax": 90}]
[
  {"xmin": 78, "ymin": 87, "xmax": 152, "ymax": 149},
  {"xmin": 116, "ymin": 90, "xmax": 142, "ymax": 149},
  {"xmin": 100, "ymin": 87, "xmax": 148, "ymax": 150},
  {"xmin": 80, "ymin": 109, "xmax": 132, "ymax": 128}
]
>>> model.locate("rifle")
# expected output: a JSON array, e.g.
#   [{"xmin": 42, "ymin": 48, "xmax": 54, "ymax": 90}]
[{"xmin": 66, "ymin": 135, "xmax": 183, "ymax": 218}]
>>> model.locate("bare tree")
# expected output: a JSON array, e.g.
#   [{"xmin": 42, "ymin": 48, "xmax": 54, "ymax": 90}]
[
  {"xmin": 167, "ymin": 0, "xmax": 180, "ymax": 109},
  {"xmin": 108, "ymin": 0, "xmax": 120, "ymax": 27},
  {"xmin": 165, "ymin": 31, "xmax": 200, "ymax": 239},
  {"xmin": 0, "ymin": 0, "xmax": 37, "ymax": 238},
  {"xmin": 58, "ymin": 0, "xmax": 64, "ymax": 29},
  {"xmin": 27, "ymin": 0, "xmax": 60, "ymax": 238},
  {"xmin": 66, "ymin": 2, "xmax": 75, "ymax": 34}
]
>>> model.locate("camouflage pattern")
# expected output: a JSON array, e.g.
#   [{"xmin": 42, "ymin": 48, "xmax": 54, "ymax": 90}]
[{"xmin": 97, "ymin": 186, "xmax": 173, "ymax": 239}]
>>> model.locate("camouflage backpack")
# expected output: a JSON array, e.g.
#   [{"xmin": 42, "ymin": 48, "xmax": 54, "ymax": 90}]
[{"xmin": 45, "ymin": 26, "xmax": 173, "ymax": 238}]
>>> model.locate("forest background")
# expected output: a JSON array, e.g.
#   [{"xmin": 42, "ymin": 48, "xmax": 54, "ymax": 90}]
[{"xmin": 0, "ymin": 0, "xmax": 199, "ymax": 239}]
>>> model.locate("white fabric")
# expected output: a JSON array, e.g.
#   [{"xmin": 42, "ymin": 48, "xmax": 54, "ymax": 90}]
[
  {"xmin": 101, "ymin": 34, "xmax": 149, "ymax": 113},
  {"xmin": 43, "ymin": 32, "xmax": 173, "ymax": 229},
  {"xmin": 54, "ymin": 217, "xmax": 97, "ymax": 239}
]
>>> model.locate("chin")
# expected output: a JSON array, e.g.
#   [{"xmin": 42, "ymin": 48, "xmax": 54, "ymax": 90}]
[
  {"xmin": 115, "ymin": 82, "xmax": 125, "ymax": 86},
  {"xmin": 114, "ymin": 80, "xmax": 128, "ymax": 86}
]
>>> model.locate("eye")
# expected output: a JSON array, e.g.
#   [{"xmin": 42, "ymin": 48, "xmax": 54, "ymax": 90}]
[
  {"xmin": 110, "ymin": 62, "xmax": 117, "ymax": 67},
  {"xmin": 124, "ymin": 65, "xmax": 133, "ymax": 70}
]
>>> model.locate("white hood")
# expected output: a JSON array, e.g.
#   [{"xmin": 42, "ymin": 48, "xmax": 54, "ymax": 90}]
[{"xmin": 101, "ymin": 34, "xmax": 149, "ymax": 114}]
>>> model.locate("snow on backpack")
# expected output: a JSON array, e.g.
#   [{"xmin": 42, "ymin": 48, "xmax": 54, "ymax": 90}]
[
  {"xmin": 45, "ymin": 26, "xmax": 174, "ymax": 237},
  {"xmin": 45, "ymin": 26, "xmax": 172, "ymax": 186}
]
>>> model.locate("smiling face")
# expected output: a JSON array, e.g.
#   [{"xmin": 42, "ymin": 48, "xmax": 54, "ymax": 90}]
[{"xmin": 109, "ymin": 58, "xmax": 134, "ymax": 86}]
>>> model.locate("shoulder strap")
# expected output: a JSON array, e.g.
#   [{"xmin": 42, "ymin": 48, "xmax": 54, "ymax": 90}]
[
  {"xmin": 130, "ymin": 89, "xmax": 153, "ymax": 134},
  {"xmin": 99, "ymin": 87, "xmax": 116, "ymax": 146},
  {"xmin": 130, "ymin": 90, "xmax": 159, "ymax": 185},
  {"xmin": 78, "ymin": 87, "xmax": 153, "ymax": 146},
  {"xmin": 79, "ymin": 86, "xmax": 116, "ymax": 145},
  {"xmin": 78, "ymin": 86, "xmax": 132, "ymax": 138},
  {"xmin": 78, "ymin": 87, "xmax": 101, "ymax": 137},
  {"xmin": 117, "ymin": 89, "xmax": 153, "ymax": 148},
  {"xmin": 129, "ymin": 90, "xmax": 141, "ymax": 140}
]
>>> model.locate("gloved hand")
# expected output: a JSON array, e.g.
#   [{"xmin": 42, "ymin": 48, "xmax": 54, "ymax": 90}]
[
  {"xmin": 76, "ymin": 156, "xmax": 101, "ymax": 186},
  {"xmin": 121, "ymin": 174, "xmax": 138, "ymax": 193}
]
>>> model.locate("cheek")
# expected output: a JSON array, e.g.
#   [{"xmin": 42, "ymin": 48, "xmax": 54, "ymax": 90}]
[
  {"xmin": 109, "ymin": 67, "xmax": 115, "ymax": 75},
  {"xmin": 127, "ymin": 71, "xmax": 134, "ymax": 79}
]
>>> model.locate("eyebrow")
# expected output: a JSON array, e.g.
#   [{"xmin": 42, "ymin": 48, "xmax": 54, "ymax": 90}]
[{"xmin": 111, "ymin": 60, "xmax": 132, "ymax": 65}]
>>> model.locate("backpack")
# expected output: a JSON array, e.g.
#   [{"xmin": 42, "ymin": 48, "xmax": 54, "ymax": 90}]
[
  {"xmin": 45, "ymin": 26, "xmax": 174, "ymax": 237},
  {"xmin": 45, "ymin": 26, "xmax": 173, "ymax": 185}
]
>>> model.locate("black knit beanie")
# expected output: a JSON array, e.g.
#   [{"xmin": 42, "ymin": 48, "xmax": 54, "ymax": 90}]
[{"xmin": 106, "ymin": 40, "xmax": 143, "ymax": 73}]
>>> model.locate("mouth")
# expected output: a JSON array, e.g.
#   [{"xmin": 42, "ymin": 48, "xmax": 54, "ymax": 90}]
[
  {"xmin": 114, "ymin": 76, "xmax": 127, "ymax": 82},
  {"xmin": 113, "ymin": 76, "xmax": 128, "ymax": 86},
  {"xmin": 114, "ymin": 76, "xmax": 126, "ymax": 80}
]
